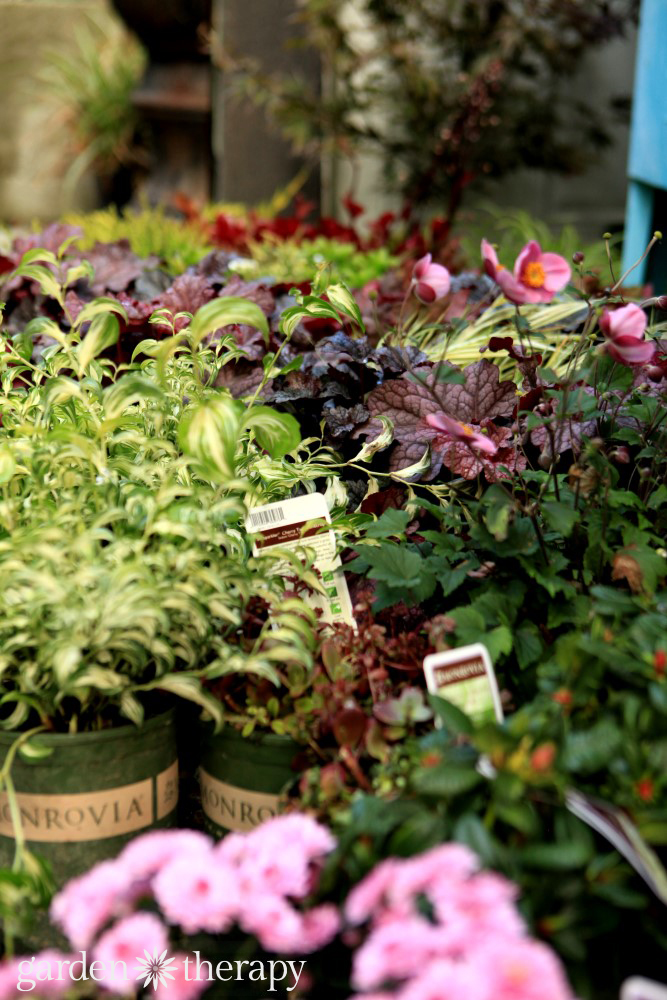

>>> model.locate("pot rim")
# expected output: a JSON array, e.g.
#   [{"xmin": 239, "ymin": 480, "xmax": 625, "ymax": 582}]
[{"xmin": 0, "ymin": 707, "xmax": 175, "ymax": 748}]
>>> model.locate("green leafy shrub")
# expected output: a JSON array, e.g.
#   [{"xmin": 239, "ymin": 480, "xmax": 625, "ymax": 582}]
[{"xmin": 0, "ymin": 251, "xmax": 320, "ymax": 733}]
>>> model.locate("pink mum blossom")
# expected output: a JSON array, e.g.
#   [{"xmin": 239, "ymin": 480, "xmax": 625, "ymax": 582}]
[
  {"xmin": 351, "ymin": 917, "xmax": 444, "ymax": 990},
  {"xmin": 239, "ymin": 894, "xmax": 306, "ymax": 952},
  {"xmin": 482, "ymin": 238, "xmax": 571, "ymax": 304},
  {"xmin": 153, "ymin": 851, "xmax": 239, "ymax": 934},
  {"xmin": 120, "ymin": 829, "xmax": 213, "ymax": 881},
  {"xmin": 426, "ymin": 412, "xmax": 498, "ymax": 455},
  {"xmin": 50, "ymin": 859, "xmax": 135, "ymax": 949},
  {"xmin": 399, "ymin": 958, "xmax": 493, "ymax": 1000},
  {"xmin": 93, "ymin": 912, "xmax": 168, "ymax": 996},
  {"xmin": 411, "ymin": 254, "xmax": 451, "ymax": 303},
  {"xmin": 600, "ymin": 303, "xmax": 656, "ymax": 366},
  {"xmin": 346, "ymin": 844, "xmax": 574, "ymax": 1000},
  {"xmin": 472, "ymin": 936, "xmax": 573, "ymax": 1000},
  {"xmin": 229, "ymin": 813, "xmax": 337, "ymax": 900}
]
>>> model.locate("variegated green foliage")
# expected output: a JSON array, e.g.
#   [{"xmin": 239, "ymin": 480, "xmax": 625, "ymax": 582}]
[{"xmin": 0, "ymin": 256, "xmax": 329, "ymax": 733}]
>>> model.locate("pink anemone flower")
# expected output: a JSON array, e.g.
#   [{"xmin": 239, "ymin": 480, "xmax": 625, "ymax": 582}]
[
  {"xmin": 599, "ymin": 303, "xmax": 656, "ymax": 365},
  {"xmin": 481, "ymin": 239, "xmax": 570, "ymax": 305},
  {"xmin": 426, "ymin": 413, "xmax": 498, "ymax": 455},
  {"xmin": 411, "ymin": 254, "xmax": 451, "ymax": 303}
]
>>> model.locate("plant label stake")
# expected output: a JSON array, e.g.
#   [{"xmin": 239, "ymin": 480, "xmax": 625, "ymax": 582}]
[
  {"xmin": 423, "ymin": 643, "xmax": 503, "ymax": 725},
  {"xmin": 621, "ymin": 980, "xmax": 667, "ymax": 1000},
  {"xmin": 246, "ymin": 494, "xmax": 356, "ymax": 628}
]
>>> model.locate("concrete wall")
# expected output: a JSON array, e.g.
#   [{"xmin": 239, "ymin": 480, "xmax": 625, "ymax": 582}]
[{"xmin": 0, "ymin": 2, "xmax": 117, "ymax": 223}]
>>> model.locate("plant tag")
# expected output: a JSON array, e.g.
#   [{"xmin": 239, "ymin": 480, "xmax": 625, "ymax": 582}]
[
  {"xmin": 246, "ymin": 494, "xmax": 355, "ymax": 628},
  {"xmin": 565, "ymin": 789, "xmax": 667, "ymax": 904},
  {"xmin": 423, "ymin": 643, "xmax": 503, "ymax": 725},
  {"xmin": 621, "ymin": 980, "xmax": 667, "ymax": 1000}
]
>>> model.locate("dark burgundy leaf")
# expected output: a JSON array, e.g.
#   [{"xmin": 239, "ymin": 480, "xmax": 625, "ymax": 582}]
[
  {"xmin": 81, "ymin": 241, "xmax": 158, "ymax": 295},
  {"xmin": 157, "ymin": 274, "xmax": 215, "ymax": 328},
  {"xmin": 324, "ymin": 403, "xmax": 370, "ymax": 438},
  {"xmin": 268, "ymin": 372, "xmax": 323, "ymax": 403}
]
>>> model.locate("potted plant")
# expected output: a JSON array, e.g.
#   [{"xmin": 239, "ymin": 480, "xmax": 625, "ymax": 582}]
[
  {"xmin": 199, "ymin": 601, "xmax": 437, "ymax": 836},
  {"xmin": 0, "ymin": 250, "xmax": 311, "ymax": 942}
]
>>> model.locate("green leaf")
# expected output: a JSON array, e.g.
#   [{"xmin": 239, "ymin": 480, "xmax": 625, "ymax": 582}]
[
  {"xmin": 412, "ymin": 763, "xmax": 483, "ymax": 798},
  {"xmin": 76, "ymin": 312, "xmax": 120, "ymax": 372},
  {"xmin": 543, "ymin": 500, "xmax": 578, "ymax": 537},
  {"xmin": 482, "ymin": 485, "xmax": 514, "ymax": 542},
  {"xmin": 562, "ymin": 720, "xmax": 622, "ymax": 774},
  {"xmin": 189, "ymin": 297, "xmax": 269, "ymax": 348},
  {"xmin": 73, "ymin": 297, "xmax": 127, "ymax": 329},
  {"xmin": 453, "ymin": 814, "xmax": 500, "ymax": 866},
  {"xmin": 103, "ymin": 375, "xmax": 166, "ymax": 420},
  {"xmin": 346, "ymin": 543, "xmax": 436, "ymax": 605},
  {"xmin": 427, "ymin": 693, "xmax": 473, "ymax": 735},
  {"xmin": 514, "ymin": 623, "xmax": 543, "ymax": 669},
  {"xmin": 484, "ymin": 624, "xmax": 513, "ymax": 661},
  {"xmin": 363, "ymin": 508, "xmax": 411, "ymax": 539},
  {"xmin": 178, "ymin": 396, "xmax": 243, "ymax": 480},
  {"xmin": 325, "ymin": 283, "xmax": 364, "ymax": 329},
  {"xmin": 18, "ymin": 740, "xmax": 54, "ymax": 762},
  {"xmin": 520, "ymin": 839, "xmax": 594, "ymax": 870},
  {"xmin": 136, "ymin": 675, "xmax": 224, "ymax": 727},
  {"xmin": 0, "ymin": 447, "xmax": 16, "ymax": 484},
  {"xmin": 242, "ymin": 406, "xmax": 301, "ymax": 459},
  {"xmin": 12, "ymin": 263, "xmax": 64, "ymax": 305}
]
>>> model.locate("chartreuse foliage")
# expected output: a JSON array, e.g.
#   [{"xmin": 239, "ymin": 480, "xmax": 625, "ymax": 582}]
[
  {"xmin": 0, "ymin": 251, "xmax": 339, "ymax": 734},
  {"xmin": 64, "ymin": 204, "xmax": 214, "ymax": 272}
]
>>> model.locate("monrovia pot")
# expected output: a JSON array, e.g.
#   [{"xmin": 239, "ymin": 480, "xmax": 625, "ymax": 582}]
[
  {"xmin": 198, "ymin": 726, "xmax": 298, "ymax": 838},
  {"xmin": 0, "ymin": 710, "xmax": 178, "ymax": 945}
]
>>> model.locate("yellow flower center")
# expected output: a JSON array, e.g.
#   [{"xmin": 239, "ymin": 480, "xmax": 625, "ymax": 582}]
[
  {"xmin": 461, "ymin": 424, "xmax": 474, "ymax": 436},
  {"xmin": 523, "ymin": 261, "xmax": 546, "ymax": 288}
]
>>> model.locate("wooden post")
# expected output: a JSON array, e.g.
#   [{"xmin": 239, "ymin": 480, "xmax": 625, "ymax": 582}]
[{"xmin": 212, "ymin": 0, "xmax": 321, "ymax": 209}]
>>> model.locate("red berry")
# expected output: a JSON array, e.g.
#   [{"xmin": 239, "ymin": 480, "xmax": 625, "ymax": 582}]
[
  {"xmin": 635, "ymin": 778, "xmax": 654, "ymax": 803},
  {"xmin": 552, "ymin": 688, "xmax": 573, "ymax": 707}
]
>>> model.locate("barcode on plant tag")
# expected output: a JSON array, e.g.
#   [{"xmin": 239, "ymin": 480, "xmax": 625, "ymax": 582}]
[{"xmin": 249, "ymin": 506, "xmax": 285, "ymax": 528}]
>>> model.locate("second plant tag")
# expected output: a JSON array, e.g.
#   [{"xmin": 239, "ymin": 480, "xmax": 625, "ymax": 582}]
[
  {"xmin": 423, "ymin": 643, "xmax": 503, "ymax": 725},
  {"xmin": 246, "ymin": 493, "xmax": 355, "ymax": 628}
]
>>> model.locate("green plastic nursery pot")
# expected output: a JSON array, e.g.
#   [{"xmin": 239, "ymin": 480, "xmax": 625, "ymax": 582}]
[
  {"xmin": 198, "ymin": 725, "xmax": 298, "ymax": 838},
  {"xmin": 0, "ymin": 709, "xmax": 178, "ymax": 945}
]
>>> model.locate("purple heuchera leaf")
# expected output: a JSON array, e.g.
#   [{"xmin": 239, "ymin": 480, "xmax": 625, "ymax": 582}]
[
  {"xmin": 436, "ymin": 359, "xmax": 517, "ymax": 423},
  {"xmin": 155, "ymin": 274, "xmax": 215, "ymax": 331},
  {"xmin": 366, "ymin": 360, "xmax": 518, "ymax": 479},
  {"xmin": 81, "ymin": 241, "xmax": 159, "ymax": 295}
]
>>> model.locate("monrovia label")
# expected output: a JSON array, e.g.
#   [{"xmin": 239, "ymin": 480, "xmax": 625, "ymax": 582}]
[
  {"xmin": 423, "ymin": 643, "xmax": 503, "ymax": 725},
  {"xmin": 0, "ymin": 762, "xmax": 178, "ymax": 843},
  {"xmin": 199, "ymin": 768, "xmax": 281, "ymax": 833}
]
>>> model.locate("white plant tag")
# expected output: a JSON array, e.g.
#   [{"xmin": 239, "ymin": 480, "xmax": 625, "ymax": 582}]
[
  {"xmin": 621, "ymin": 980, "xmax": 667, "ymax": 1000},
  {"xmin": 423, "ymin": 643, "xmax": 503, "ymax": 725},
  {"xmin": 246, "ymin": 494, "xmax": 356, "ymax": 628}
]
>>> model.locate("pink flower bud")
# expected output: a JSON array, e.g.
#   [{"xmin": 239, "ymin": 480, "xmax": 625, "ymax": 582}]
[{"xmin": 411, "ymin": 254, "xmax": 451, "ymax": 303}]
